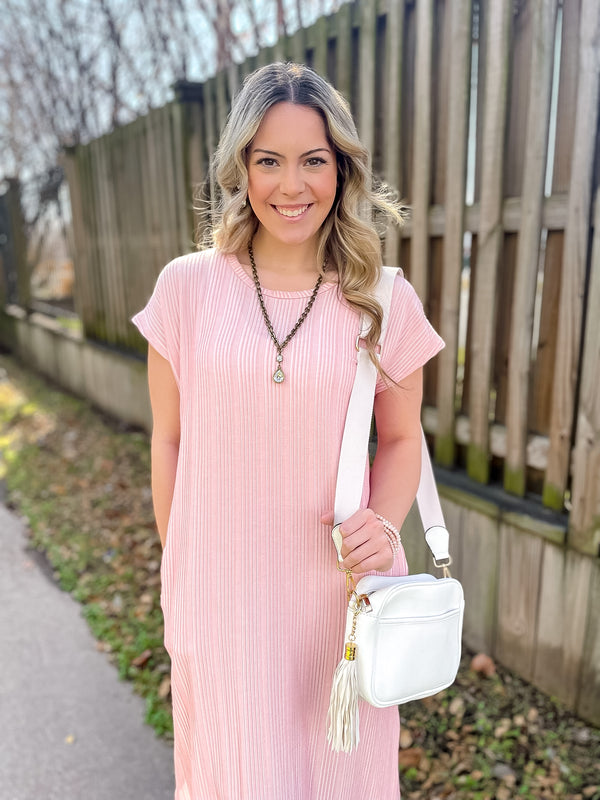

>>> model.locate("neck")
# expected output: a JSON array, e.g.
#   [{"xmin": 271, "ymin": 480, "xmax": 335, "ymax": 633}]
[{"xmin": 250, "ymin": 230, "xmax": 321, "ymax": 276}]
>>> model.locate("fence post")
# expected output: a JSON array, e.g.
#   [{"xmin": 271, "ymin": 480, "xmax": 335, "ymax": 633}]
[
  {"xmin": 62, "ymin": 149, "xmax": 88, "ymax": 325},
  {"xmin": 0, "ymin": 179, "xmax": 29, "ymax": 309},
  {"xmin": 0, "ymin": 192, "xmax": 11, "ymax": 306}
]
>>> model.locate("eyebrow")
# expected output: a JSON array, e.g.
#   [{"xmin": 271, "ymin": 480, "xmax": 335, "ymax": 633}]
[{"xmin": 252, "ymin": 147, "xmax": 331, "ymax": 158}]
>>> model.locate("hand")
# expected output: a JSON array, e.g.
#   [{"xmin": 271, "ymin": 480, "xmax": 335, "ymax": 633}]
[{"xmin": 321, "ymin": 508, "xmax": 394, "ymax": 574}]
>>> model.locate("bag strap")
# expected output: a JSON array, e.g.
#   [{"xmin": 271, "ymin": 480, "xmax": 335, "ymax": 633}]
[{"xmin": 333, "ymin": 267, "xmax": 451, "ymax": 569}]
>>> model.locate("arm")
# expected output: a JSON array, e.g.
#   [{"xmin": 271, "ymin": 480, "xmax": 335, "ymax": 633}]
[
  {"xmin": 332, "ymin": 367, "xmax": 423, "ymax": 574},
  {"xmin": 148, "ymin": 345, "xmax": 180, "ymax": 548},
  {"xmin": 369, "ymin": 366, "xmax": 423, "ymax": 530}
]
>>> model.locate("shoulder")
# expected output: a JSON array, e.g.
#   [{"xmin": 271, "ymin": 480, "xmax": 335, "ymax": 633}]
[
  {"xmin": 161, "ymin": 248, "xmax": 222, "ymax": 276},
  {"xmin": 158, "ymin": 248, "xmax": 229, "ymax": 289},
  {"xmin": 381, "ymin": 266, "xmax": 424, "ymax": 316}
]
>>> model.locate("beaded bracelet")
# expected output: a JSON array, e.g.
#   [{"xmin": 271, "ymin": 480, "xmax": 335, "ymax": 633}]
[{"xmin": 375, "ymin": 513, "xmax": 402, "ymax": 556}]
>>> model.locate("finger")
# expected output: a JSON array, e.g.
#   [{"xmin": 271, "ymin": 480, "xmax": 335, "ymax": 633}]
[
  {"xmin": 348, "ymin": 551, "xmax": 395, "ymax": 574},
  {"xmin": 320, "ymin": 511, "xmax": 334, "ymax": 526},
  {"xmin": 342, "ymin": 536, "xmax": 394, "ymax": 572},
  {"xmin": 342, "ymin": 539, "xmax": 381, "ymax": 571},
  {"xmin": 338, "ymin": 508, "xmax": 376, "ymax": 537},
  {"xmin": 341, "ymin": 520, "xmax": 392, "ymax": 569},
  {"xmin": 340, "ymin": 515, "xmax": 383, "ymax": 556}
]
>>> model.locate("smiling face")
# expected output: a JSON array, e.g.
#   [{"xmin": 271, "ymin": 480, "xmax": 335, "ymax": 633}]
[{"xmin": 246, "ymin": 102, "xmax": 338, "ymax": 253}]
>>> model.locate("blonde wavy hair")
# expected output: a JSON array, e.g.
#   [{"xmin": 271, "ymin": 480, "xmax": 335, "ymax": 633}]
[{"xmin": 207, "ymin": 62, "xmax": 405, "ymax": 369}]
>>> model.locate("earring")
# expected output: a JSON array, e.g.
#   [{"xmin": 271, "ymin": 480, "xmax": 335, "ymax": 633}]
[{"xmin": 241, "ymin": 197, "xmax": 247, "ymax": 209}]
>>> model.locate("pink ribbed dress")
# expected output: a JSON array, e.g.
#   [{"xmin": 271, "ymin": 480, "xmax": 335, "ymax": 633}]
[{"xmin": 133, "ymin": 249, "xmax": 444, "ymax": 800}]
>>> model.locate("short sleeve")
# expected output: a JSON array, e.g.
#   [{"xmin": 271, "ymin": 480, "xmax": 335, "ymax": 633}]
[
  {"xmin": 375, "ymin": 273, "xmax": 445, "ymax": 393},
  {"xmin": 131, "ymin": 260, "xmax": 181, "ymax": 385}
]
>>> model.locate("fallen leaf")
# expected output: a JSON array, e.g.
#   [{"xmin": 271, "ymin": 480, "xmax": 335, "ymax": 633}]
[
  {"xmin": 158, "ymin": 675, "xmax": 171, "ymax": 699},
  {"xmin": 494, "ymin": 718, "xmax": 512, "ymax": 738},
  {"xmin": 398, "ymin": 748, "xmax": 425, "ymax": 770},
  {"xmin": 399, "ymin": 727, "xmax": 414, "ymax": 749},
  {"xmin": 131, "ymin": 648, "xmax": 152, "ymax": 667},
  {"xmin": 470, "ymin": 652, "xmax": 496, "ymax": 677},
  {"xmin": 449, "ymin": 696, "xmax": 465, "ymax": 717}
]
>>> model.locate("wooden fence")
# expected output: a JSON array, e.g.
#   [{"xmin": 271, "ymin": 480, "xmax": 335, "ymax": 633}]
[
  {"xmin": 64, "ymin": 0, "xmax": 600, "ymax": 549},
  {"xmin": 53, "ymin": 0, "xmax": 600, "ymax": 722}
]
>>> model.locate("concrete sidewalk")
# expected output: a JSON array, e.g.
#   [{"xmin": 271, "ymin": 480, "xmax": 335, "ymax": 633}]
[{"xmin": 0, "ymin": 503, "xmax": 175, "ymax": 800}]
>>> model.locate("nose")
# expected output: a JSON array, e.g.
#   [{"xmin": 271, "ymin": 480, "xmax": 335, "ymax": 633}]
[{"xmin": 280, "ymin": 166, "xmax": 305, "ymax": 196}]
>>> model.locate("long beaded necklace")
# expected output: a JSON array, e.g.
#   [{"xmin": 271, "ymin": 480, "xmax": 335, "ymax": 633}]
[{"xmin": 248, "ymin": 241, "xmax": 324, "ymax": 384}]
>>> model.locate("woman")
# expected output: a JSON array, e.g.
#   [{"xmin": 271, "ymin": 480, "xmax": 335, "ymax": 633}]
[{"xmin": 133, "ymin": 62, "xmax": 443, "ymax": 800}]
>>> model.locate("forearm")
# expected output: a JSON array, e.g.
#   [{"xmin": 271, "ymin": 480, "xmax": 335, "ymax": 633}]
[
  {"xmin": 368, "ymin": 433, "xmax": 421, "ymax": 532},
  {"xmin": 147, "ymin": 345, "xmax": 180, "ymax": 549},
  {"xmin": 151, "ymin": 436, "xmax": 179, "ymax": 548}
]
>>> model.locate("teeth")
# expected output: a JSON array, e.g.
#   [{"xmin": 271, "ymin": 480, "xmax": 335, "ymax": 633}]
[{"xmin": 276, "ymin": 205, "xmax": 308, "ymax": 217}]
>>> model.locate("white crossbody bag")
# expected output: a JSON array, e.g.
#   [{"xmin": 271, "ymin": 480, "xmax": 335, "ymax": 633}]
[{"xmin": 327, "ymin": 267, "xmax": 465, "ymax": 753}]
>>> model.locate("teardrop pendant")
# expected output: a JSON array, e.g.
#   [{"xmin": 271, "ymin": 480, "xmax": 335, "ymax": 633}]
[{"xmin": 273, "ymin": 368, "xmax": 285, "ymax": 383}]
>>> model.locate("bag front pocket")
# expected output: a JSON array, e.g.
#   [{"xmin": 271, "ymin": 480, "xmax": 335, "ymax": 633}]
[{"xmin": 356, "ymin": 606, "xmax": 463, "ymax": 707}]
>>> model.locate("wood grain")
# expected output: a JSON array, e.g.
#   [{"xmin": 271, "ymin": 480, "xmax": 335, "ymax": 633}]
[
  {"xmin": 496, "ymin": 520, "xmax": 543, "ymax": 681},
  {"xmin": 533, "ymin": 544, "xmax": 592, "ymax": 707}
]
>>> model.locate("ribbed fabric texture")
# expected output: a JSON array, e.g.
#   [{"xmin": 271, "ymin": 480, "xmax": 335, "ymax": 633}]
[{"xmin": 132, "ymin": 249, "xmax": 444, "ymax": 800}]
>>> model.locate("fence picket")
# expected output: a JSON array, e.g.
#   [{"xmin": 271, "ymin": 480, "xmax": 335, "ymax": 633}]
[
  {"xmin": 410, "ymin": 0, "xmax": 433, "ymax": 301},
  {"xmin": 504, "ymin": 0, "xmax": 558, "ymax": 496},
  {"xmin": 311, "ymin": 14, "xmax": 328, "ymax": 77},
  {"xmin": 382, "ymin": 0, "xmax": 404, "ymax": 266},
  {"xmin": 466, "ymin": 0, "xmax": 512, "ymax": 484},
  {"xmin": 358, "ymin": 0, "xmax": 377, "ymax": 160},
  {"xmin": 334, "ymin": 2, "xmax": 352, "ymax": 98},
  {"xmin": 528, "ymin": 0, "xmax": 579, "ymax": 440},
  {"xmin": 544, "ymin": 0, "xmax": 600, "ymax": 511},
  {"xmin": 496, "ymin": 520, "xmax": 544, "ymax": 682},
  {"xmin": 435, "ymin": 0, "xmax": 472, "ymax": 466},
  {"xmin": 203, "ymin": 78, "xmax": 217, "ymax": 230},
  {"xmin": 569, "ymin": 188, "xmax": 600, "ymax": 555}
]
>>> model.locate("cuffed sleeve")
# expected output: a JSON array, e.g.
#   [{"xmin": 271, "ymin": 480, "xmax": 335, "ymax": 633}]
[
  {"xmin": 376, "ymin": 273, "xmax": 444, "ymax": 393},
  {"xmin": 131, "ymin": 260, "xmax": 181, "ymax": 385}
]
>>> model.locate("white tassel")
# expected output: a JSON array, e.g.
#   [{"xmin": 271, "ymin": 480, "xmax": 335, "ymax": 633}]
[{"xmin": 327, "ymin": 641, "xmax": 360, "ymax": 753}]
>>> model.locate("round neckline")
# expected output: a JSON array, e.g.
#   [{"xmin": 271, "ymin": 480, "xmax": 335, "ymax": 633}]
[{"xmin": 225, "ymin": 252, "xmax": 338, "ymax": 299}]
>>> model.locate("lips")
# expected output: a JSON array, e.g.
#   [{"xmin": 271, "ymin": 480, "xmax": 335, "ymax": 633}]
[{"xmin": 274, "ymin": 204, "xmax": 311, "ymax": 218}]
